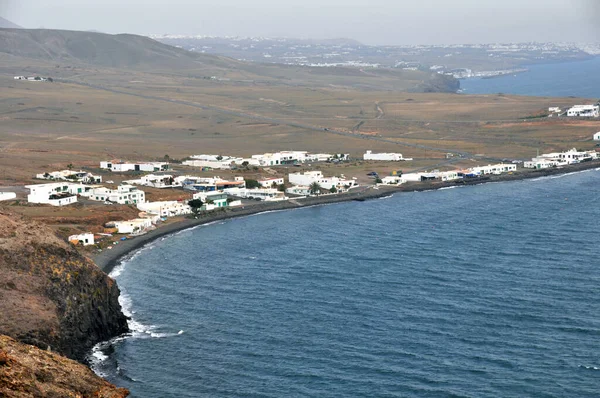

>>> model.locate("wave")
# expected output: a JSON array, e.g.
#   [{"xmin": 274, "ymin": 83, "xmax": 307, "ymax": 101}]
[{"xmin": 580, "ymin": 365, "xmax": 600, "ymax": 371}]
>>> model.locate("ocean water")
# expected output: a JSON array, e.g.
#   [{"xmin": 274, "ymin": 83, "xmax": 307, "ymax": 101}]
[
  {"xmin": 460, "ymin": 57, "xmax": 600, "ymax": 98},
  {"xmin": 94, "ymin": 170, "xmax": 600, "ymax": 397}
]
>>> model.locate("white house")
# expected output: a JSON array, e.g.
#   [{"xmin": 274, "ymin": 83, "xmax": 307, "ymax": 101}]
[
  {"xmin": 192, "ymin": 192, "xmax": 243, "ymax": 208},
  {"xmin": 108, "ymin": 218, "xmax": 154, "ymax": 234},
  {"xmin": 285, "ymin": 185, "xmax": 311, "ymax": 196},
  {"xmin": 36, "ymin": 170, "xmax": 102, "ymax": 184},
  {"xmin": 548, "ymin": 107, "xmax": 561, "ymax": 114},
  {"xmin": 68, "ymin": 233, "xmax": 95, "ymax": 246},
  {"xmin": 566, "ymin": 105, "xmax": 599, "ymax": 117},
  {"xmin": 258, "ymin": 178, "xmax": 285, "ymax": 188},
  {"xmin": 0, "ymin": 192, "xmax": 17, "ymax": 201},
  {"xmin": 222, "ymin": 187, "xmax": 287, "ymax": 201},
  {"xmin": 183, "ymin": 154, "xmax": 244, "ymax": 170},
  {"xmin": 594, "ymin": 132, "xmax": 600, "ymax": 141},
  {"xmin": 125, "ymin": 174, "xmax": 179, "ymax": 188},
  {"xmin": 138, "ymin": 201, "xmax": 192, "ymax": 217},
  {"xmin": 524, "ymin": 159, "xmax": 562, "ymax": 169},
  {"xmin": 469, "ymin": 163, "xmax": 517, "ymax": 175},
  {"xmin": 364, "ymin": 150, "xmax": 412, "ymax": 161},
  {"xmin": 100, "ymin": 161, "xmax": 169, "ymax": 172},
  {"xmin": 288, "ymin": 171, "xmax": 358, "ymax": 191},
  {"xmin": 25, "ymin": 183, "xmax": 78, "ymax": 206},
  {"xmin": 437, "ymin": 171, "xmax": 461, "ymax": 181},
  {"xmin": 182, "ymin": 176, "xmax": 245, "ymax": 192},
  {"xmin": 380, "ymin": 176, "xmax": 404, "ymax": 185},
  {"xmin": 89, "ymin": 185, "xmax": 145, "ymax": 204}
]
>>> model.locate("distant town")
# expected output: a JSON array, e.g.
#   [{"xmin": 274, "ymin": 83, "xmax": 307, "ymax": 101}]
[{"xmin": 150, "ymin": 35, "xmax": 600, "ymax": 76}]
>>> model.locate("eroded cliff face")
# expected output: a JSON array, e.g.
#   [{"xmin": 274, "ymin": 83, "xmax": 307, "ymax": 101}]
[
  {"xmin": 0, "ymin": 334, "xmax": 129, "ymax": 397},
  {"xmin": 0, "ymin": 211, "xmax": 129, "ymax": 362}
]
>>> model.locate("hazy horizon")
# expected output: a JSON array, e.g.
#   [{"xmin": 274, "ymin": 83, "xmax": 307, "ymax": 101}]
[{"xmin": 2, "ymin": 0, "xmax": 600, "ymax": 45}]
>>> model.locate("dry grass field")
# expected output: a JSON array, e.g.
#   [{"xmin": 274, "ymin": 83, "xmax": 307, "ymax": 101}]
[{"xmin": 1, "ymin": 66, "xmax": 597, "ymax": 185}]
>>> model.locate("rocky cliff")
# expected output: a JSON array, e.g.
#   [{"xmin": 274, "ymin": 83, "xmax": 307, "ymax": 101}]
[
  {"xmin": 0, "ymin": 334, "xmax": 129, "ymax": 397},
  {"xmin": 0, "ymin": 211, "xmax": 129, "ymax": 362}
]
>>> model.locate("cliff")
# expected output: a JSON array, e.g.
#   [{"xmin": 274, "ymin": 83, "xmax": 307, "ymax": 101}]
[
  {"xmin": 0, "ymin": 334, "xmax": 128, "ymax": 397},
  {"xmin": 0, "ymin": 211, "xmax": 129, "ymax": 362}
]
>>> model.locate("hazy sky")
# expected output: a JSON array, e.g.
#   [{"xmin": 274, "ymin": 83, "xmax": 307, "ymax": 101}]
[{"xmin": 2, "ymin": 0, "xmax": 599, "ymax": 45}]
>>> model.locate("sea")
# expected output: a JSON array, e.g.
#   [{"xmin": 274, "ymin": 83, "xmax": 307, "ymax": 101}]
[
  {"xmin": 460, "ymin": 57, "xmax": 600, "ymax": 98},
  {"xmin": 92, "ymin": 169, "xmax": 600, "ymax": 397}
]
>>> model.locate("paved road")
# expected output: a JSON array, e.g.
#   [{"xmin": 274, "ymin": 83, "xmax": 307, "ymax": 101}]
[{"xmin": 60, "ymin": 78, "xmax": 482, "ymax": 158}]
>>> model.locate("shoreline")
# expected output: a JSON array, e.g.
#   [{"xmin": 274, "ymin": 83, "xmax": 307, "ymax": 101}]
[{"xmin": 93, "ymin": 160, "xmax": 600, "ymax": 274}]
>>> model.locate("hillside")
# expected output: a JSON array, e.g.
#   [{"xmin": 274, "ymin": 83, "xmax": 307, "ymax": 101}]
[
  {"xmin": 0, "ymin": 28, "xmax": 240, "ymax": 70},
  {"xmin": 0, "ymin": 211, "xmax": 128, "ymax": 362},
  {"xmin": 0, "ymin": 28, "xmax": 458, "ymax": 92},
  {"xmin": 0, "ymin": 335, "xmax": 129, "ymax": 397},
  {"xmin": 0, "ymin": 17, "xmax": 22, "ymax": 29}
]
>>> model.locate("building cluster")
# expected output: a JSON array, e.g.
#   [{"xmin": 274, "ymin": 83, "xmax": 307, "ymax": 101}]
[
  {"xmin": 182, "ymin": 151, "xmax": 349, "ymax": 170},
  {"xmin": 100, "ymin": 160, "xmax": 169, "ymax": 173},
  {"xmin": 379, "ymin": 163, "xmax": 518, "ymax": 185},
  {"xmin": 14, "ymin": 76, "xmax": 52, "ymax": 82},
  {"xmin": 524, "ymin": 148, "xmax": 599, "ymax": 169},
  {"xmin": 549, "ymin": 104, "xmax": 600, "ymax": 118}
]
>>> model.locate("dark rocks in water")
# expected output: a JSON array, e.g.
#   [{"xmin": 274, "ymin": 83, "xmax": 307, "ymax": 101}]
[{"xmin": 0, "ymin": 334, "xmax": 129, "ymax": 397}]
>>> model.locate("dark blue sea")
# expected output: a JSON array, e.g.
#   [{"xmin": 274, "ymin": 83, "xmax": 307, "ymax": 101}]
[
  {"xmin": 460, "ymin": 57, "xmax": 600, "ymax": 98},
  {"xmin": 92, "ymin": 169, "xmax": 600, "ymax": 397}
]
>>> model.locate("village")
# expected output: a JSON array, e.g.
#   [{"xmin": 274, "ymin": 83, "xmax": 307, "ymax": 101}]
[{"xmin": 2, "ymin": 135, "xmax": 600, "ymax": 252}]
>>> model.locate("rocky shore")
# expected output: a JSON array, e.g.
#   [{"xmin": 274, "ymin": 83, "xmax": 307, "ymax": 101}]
[
  {"xmin": 94, "ymin": 160, "xmax": 600, "ymax": 274},
  {"xmin": 0, "ymin": 212, "xmax": 130, "ymax": 396}
]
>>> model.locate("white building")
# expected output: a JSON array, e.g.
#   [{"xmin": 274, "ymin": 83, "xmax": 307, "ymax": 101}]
[
  {"xmin": 108, "ymin": 218, "xmax": 154, "ymax": 234},
  {"xmin": 285, "ymin": 185, "xmax": 311, "ymax": 196},
  {"xmin": 36, "ymin": 170, "xmax": 102, "ymax": 184},
  {"xmin": 183, "ymin": 155, "xmax": 244, "ymax": 170},
  {"xmin": 182, "ymin": 176, "xmax": 245, "ymax": 192},
  {"xmin": 258, "ymin": 178, "xmax": 285, "ymax": 188},
  {"xmin": 469, "ymin": 164, "xmax": 517, "ymax": 175},
  {"xmin": 25, "ymin": 183, "xmax": 78, "ymax": 206},
  {"xmin": 100, "ymin": 161, "xmax": 169, "ymax": 172},
  {"xmin": 364, "ymin": 150, "xmax": 412, "ymax": 161},
  {"xmin": 437, "ymin": 171, "xmax": 461, "ymax": 181},
  {"xmin": 566, "ymin": 105, "xmax": 599, "ymax": 117},
  {"xmin": 68, "ymin": 233, "xmax": 95, "ymax": 246},
  {"xmin": 594, "ymin": 132, "xmax": 600, "ymax": 141},
  {"xmin": 548, "ymin": 107, "xmax": 561, "ymax": 114},
  {"xmin": 125, "ymin": 174, "xmax": 179, "ymax": 188},
  {"xmin": 380, "ymin": 176, "xmax": 404, "ymax": 185},
  {"xmin": 288, "ymin": 171, "xmax": 358, "ymax": 191},
  {"xmin": 0, "ymin": 192, "xmax": 17, "ymax": 201},
  {"xmin": 89, "ymin": 185, "xmax": 145, "ymax": 204},
  {"xmin": 138, "ymin": 201, "xmax": 192, "ymax": 217},
  {"xmin": 221, "ymin": 187, "xmax": 287, "ymax": 201},
  {"xmin": 525, "ymin": 148, "xmax": 596, "ymax": 168}
]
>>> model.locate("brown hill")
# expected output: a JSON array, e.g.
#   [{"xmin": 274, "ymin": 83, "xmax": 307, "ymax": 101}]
[
  {"xmin": 0, "ymin": 28, "xmax": 458, "ymax": 92},
  {"xmin": 0, "ymin": 334, "xmax": 129, "ymax": 397},
  {"xmin": 0, "ymin": 211, "xmax": 128, "ymax": 362}
]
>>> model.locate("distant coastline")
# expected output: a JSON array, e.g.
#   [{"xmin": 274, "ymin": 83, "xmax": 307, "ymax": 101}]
[
  {"xmin": 460, "ymin": 56, "xmax": 600, "ymax": 97},
  {"xmin": 93, "ymin": 160, "xmax": 600, "ymax": 275}
]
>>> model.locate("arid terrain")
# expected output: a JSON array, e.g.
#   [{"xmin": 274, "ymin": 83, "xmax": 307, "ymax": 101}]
[{"xmin": 1, "ymin": 28, "xmax": 598, "ymax": 240}]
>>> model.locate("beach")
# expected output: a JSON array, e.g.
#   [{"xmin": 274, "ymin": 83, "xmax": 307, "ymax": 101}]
[{"xmin": 93, "ymin": 160, "xmax": 600, "ymax": 274}]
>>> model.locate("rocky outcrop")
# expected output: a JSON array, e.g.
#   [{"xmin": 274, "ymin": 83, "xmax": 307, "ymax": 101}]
[
  {"xmin": 0, "ymin": 334, "xmax": 129, "ymax": 397},
  {"xmin": 0, "ymin": 211, "xmax": 129, "ymax": 362},
  {"xmin": 411, "ymin": 73, "xmax": 460, "ymax": 93}
]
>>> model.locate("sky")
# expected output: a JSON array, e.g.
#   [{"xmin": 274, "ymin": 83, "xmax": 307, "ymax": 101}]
[{"xmin": 1, "ymin": 0, "xmax": 599, "ymax": 45}]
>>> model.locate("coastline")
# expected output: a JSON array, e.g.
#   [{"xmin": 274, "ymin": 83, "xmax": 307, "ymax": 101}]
[{"xmin": 92, "ymin": 160, "xmax": 600, "ymax": 275}]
